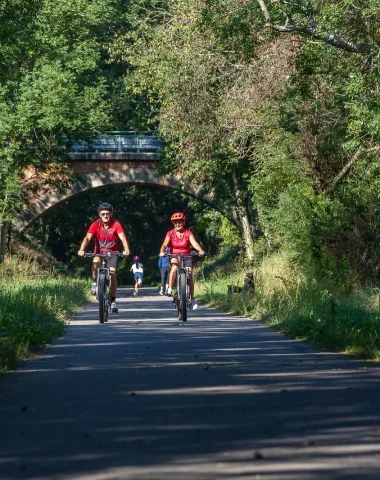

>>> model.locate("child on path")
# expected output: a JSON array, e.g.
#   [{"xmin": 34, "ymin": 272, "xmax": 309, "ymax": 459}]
[{"xmin": 130, "ymin": 256, "xmax": 144, "ymax": 297}]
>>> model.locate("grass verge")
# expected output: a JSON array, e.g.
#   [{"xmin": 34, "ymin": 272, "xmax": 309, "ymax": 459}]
[
  {"xmin": 196, "ymin": 252, "xmax": 380, "ymax": 360},
  {"xmin": 0, "ymin": 256, "xmax": 89, "ymax": 371}
]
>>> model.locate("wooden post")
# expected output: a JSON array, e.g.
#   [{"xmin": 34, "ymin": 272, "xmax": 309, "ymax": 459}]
[
  {"xmin": 0, "ymin": 221, "xmax": 10, "ymax": 263},
  {"xmin": 227, "ymin": 285, "xmax": 233, "ymax": 295}
]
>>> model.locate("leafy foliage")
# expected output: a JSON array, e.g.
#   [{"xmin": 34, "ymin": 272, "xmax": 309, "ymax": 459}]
[{"xmin": 3, "ymin": 0, "xmax": 380, "ymax": 288}]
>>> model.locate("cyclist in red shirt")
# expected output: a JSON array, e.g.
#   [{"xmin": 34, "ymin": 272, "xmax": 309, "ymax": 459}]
[
  {"xmin": 159, "ymin": 212, "xmax": 204, "ymax": 309},
  {"xmin": 78, "ymin": 202, "xmax": 130, "ymax": 313}
]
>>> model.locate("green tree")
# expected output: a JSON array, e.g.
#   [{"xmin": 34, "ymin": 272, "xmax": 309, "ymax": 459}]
[
  {"xmin": 116, "ymin": 0, "xmax": 262, "ymax": 260},
  {"xmin": 0, "ymin": 0, "xmax": 142, "ymax": 256}
]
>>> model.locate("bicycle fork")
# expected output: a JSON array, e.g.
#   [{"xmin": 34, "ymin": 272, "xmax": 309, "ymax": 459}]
[
  {"xmin": 96, "ymin": 266, "xmax": 110, "ymax": 302},
  {"xmin": 173, "ymin": 268, "xmax": 192, "ymax": 307}
]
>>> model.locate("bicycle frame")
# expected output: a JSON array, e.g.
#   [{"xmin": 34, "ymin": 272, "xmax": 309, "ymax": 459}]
[
  {"xmin": 84, "ymin": 252, "xmax": 123, "ymax": 323},
  {"xmin": 167, "ymin": 252, "xmax": 198, "ymax": 322},
  {"xmin": 96, "ymin": 257, "xmax": 111, "ymax": 301}
]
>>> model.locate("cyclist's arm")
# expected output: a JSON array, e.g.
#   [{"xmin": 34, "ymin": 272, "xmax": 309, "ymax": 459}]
[
  {"xmin": 189, "ymin": 235, "xmax": 205, "ymax": 256},
  {"xmin": 118, "ymin": 231, "xmax": 130, "ymax": 256},
  {"xmin": 159, "ymin": 236, "xmax": 170, "ymax": 256},
  {"xmin": 78, "ymin": 233, "xmax": 93, "ymax": 256}
]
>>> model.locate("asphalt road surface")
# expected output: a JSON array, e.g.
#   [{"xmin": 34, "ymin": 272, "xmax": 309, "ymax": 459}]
[{"xmin": 1, "ymin": 287, "xmax": 380, "ymax": 480}]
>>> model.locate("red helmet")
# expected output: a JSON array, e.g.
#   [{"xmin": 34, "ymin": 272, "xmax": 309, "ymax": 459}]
[{"xmin": 171, "ymin": 212, "xmax": 186, "ymax": 224}]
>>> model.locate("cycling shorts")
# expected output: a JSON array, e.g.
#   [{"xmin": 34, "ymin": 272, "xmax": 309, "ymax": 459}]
[
  {"xmin": 93, "ymin": 255, "xmax": 118, "ymax": 269},
  {"xmin": 170, "ymin": 256, "xmax": 193, "ymax": 268}
]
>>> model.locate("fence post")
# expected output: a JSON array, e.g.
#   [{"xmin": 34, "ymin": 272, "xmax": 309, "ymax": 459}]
[{"xmin": 0, "ymin": 221, "xmax": 10, "ymax": 263}]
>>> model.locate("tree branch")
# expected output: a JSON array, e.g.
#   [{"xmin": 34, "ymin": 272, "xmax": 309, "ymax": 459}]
[
  {"xmin": 256, "ymin": 0, "xmax": 364, "ymax": 54},
  {"xmin": 329, "ymin": 146, "xmax": 380, "ymax": 192}
]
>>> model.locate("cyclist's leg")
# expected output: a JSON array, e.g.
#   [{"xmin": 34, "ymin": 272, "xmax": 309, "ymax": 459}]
[
  {"xmin": 109, "ymin": 267, "xmax": 117, "ymax": 297},
  {"xmin": 92, "ymin": 256, "xmax": 101, "ymax": 280},
  {"xmin": 168, "ymin": 263, "xmax": 178, "ymax": 291},
  {"xmin": 107, "ymin": 255, "xmax": 119, "ymax": 299},
  {"xmin": 188, "ymin": 267, "xmax": 194, "ymax": 298},
  {"xmin": 181, "ymin": 257, "xmax": 194, "ymax": 298},
  {"xmin": 184, "ymin": 257, "xmax": 197, "ymax": 309},
  {"xmin": 91, "ymin": 256, "xmax": 101, "ymax": 294}
]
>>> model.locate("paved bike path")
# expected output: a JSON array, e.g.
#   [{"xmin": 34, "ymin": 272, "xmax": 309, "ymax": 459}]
[{"xmin": 1, "ymin": 287, "xmax": 380, "ymax": 480}]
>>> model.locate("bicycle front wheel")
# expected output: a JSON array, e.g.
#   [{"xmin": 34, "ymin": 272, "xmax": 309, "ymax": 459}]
[
  {"xmin": 178, "ymin": 272, "xmax": 188, "ymax": 322},
  {"xmin": 98, "ymin": 274, "xmax": 108, "ymax": 324}
]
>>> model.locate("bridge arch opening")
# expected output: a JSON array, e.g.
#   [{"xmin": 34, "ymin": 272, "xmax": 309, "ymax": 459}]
[
  {"xmin": 24, "ymin": 183, "xmax": 239, "ymax": 285},
  {"xmin": 17, "ymin": 166, "xmax": 236, "ymax": 230}
]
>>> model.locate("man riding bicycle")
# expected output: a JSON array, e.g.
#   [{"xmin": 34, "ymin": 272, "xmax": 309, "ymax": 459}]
[
  {"xmin": 78, "ymin": 202, "xmax": 130, "ymax": 313},
  {"xmin": 159, "ymin": 212, "xmax": 204, "ymax": 310}
]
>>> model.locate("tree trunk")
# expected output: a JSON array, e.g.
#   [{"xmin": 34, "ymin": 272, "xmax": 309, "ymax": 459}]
[
  {"xmin": 232, "ymin": 174, "xmax": 259, "ymax": 262},
  {"xmin": 0, "ymin": 221, "xmax": 10, "ymax": 263}
]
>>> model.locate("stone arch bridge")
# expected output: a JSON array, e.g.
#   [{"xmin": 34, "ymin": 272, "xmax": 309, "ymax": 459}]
[{"xmin": 17, "ymin": 132, "xmax": 236, "ymax": 230}]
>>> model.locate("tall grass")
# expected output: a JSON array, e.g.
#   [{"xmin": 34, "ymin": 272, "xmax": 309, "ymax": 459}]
[
  {"xmin": 0, "ymin": 255, "xmax": 89, "ymax": 371},
  {"xmin": 196, "ymin": 252, "xmax": 380, "ymax": 360}
]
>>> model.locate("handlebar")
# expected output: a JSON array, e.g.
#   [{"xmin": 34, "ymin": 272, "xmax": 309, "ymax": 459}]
[
  {"xmin": 166, "ymin": 252, "xmax": 203, "ymax": 258},
  {"xmin": 83, "ymin": 252, "xmax": 125, "ymax": 258}
]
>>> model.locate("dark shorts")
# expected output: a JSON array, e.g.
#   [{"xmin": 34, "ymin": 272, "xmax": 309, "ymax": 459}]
[
  {"xmin": 93, "ymin": 255, "xmax": 118, "ymax": 269},
  {"xmin": 170, "ymin": 256, "xmax": 193, "ymax": 268}
]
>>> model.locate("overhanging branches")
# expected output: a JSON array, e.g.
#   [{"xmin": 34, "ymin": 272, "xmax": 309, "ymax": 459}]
[{"xmin": 256, "ymin": 0, "xmax": 364, "ymax": 54}]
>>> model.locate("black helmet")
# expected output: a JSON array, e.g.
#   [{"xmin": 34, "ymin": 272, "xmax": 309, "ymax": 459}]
[{"xmin": 98, "ymin": 202, "xmax": 113, "ymax": 212}]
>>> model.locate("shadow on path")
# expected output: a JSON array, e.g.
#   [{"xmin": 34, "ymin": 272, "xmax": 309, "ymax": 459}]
[{"xmin": 1, "ymin": 288, "xmax": 380, "ymax": 479}]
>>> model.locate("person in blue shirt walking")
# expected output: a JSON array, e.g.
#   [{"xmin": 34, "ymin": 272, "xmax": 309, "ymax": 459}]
[{"xmin": 158, "ymin": 248, "xmax": 170, "ymax": 296}]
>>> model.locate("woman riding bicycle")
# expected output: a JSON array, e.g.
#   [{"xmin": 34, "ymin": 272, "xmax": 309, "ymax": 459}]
[{"xmin": 159, "ymin": 212, "xmax": 204, "ymax": 310}]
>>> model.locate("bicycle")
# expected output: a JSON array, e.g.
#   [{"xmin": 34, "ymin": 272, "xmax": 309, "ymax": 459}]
[
  {"xmin": 84, "ymin": 252, "xmax": 124, "ymax": 324},
  {"xmin": 167, "ymin": 252, "xmax": 200, "ymax": 322}
]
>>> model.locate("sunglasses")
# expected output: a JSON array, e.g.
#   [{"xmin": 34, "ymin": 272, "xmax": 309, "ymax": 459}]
[
  {"xmin": 173, "ymin": 222, "xmax": 183, "ymax": 225},
  {"xmin": 99, "ymin": 212, "xmax": 111, "ymax": 217}
]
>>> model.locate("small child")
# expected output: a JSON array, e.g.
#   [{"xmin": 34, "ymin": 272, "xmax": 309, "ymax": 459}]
[{"xmin": 130, "ymin": 256, "xmax": 144, "ymax": 296}]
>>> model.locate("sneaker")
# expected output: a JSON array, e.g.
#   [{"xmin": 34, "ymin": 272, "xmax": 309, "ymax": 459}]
[
  {"xmin": 164, "ymin": 290, "xmax": 168, "ymax": 296},
  {"xmin": 111, "ymin": 302, "xmax": 118, "ymax": 313},
  {"xmin": 133, "ymin": 291, "xmax": 138, "ymax": 297},
  {"xmin": 159, "ymin": 291, "xmax": 164, "ymax": 296},
  {"xmin": 90, "ymin": 282, "xmax": 97, "ymax": 295},
  {"xmin": 167, "ymin": 288, "xmax": 172, "ymax": 297},
  {"xmin": 191, "ymin": 299, "xmax": 198, "ymax": 310}
]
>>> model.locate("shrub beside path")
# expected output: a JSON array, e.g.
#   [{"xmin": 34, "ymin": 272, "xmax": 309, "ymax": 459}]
[{"xmin": 1, "ymin": 287, "xmax": 380, "ymax": 479}]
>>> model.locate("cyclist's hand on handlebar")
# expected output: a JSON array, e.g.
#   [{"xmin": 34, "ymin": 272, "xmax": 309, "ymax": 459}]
[
  {"xmin": 198, "ymin": 250, "xmax": 205, "ymax": 256},
  {"xmin": 159, "ymin": 252, "xmax": 166, "ymax": 257},
  {"xmin": 123, "ymin": 250, "xmax": 129, "ymax": 257},
  {"xmin": 78, "ymin": 249, "xmax": 85, "ymax": 257}
]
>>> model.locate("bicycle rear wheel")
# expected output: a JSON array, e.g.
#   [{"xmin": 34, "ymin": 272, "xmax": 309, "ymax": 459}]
[
  {"xmin": 178, "ymin": 272, "xmax": 187, "ymax": 322},
  {"xmin": 98, "ymin": 274, "xmax": 108, "ymax": 324}
]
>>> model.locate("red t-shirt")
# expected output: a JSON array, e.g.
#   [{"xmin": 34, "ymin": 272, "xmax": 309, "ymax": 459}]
[
  {"xmin": 88, "ymin": 219, "xmax": 124, "ymax": 254},
  {"xmin": 166, "ymin": 228, "xmax": 193, "ymax": 254}
]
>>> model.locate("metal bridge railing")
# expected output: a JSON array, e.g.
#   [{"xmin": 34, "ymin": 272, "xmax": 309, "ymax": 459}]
[{"xmin": 69, "ymin": 132, "xmax": 163, "ymax": 154}]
